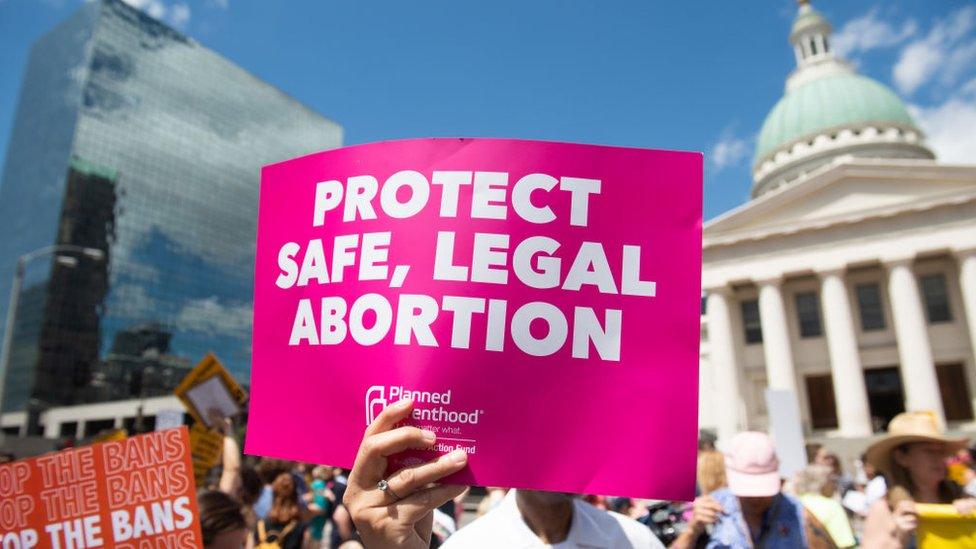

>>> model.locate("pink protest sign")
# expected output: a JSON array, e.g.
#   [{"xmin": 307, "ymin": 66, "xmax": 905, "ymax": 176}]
[{"xmin": 246, "ymin": 138, "xmax": 702, "ymax": 500}]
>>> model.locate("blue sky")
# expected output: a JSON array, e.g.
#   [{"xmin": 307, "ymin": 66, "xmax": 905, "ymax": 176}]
[{"xmin": 1, "ymin": 0, "xmax": 974, "ymax": 220}]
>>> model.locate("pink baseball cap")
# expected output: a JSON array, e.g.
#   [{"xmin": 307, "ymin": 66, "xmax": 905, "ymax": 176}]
[{"xmin": 724, "ymin": 432, "xmax": 781, "ymax": 497}]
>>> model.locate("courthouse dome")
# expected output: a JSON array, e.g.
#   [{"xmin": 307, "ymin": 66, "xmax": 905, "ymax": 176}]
[
  {"xmin": 751, "ymin": 1, "xmax": 934, "ymax": 197},
  {"xmin": 755, "ymin": 74, "xmax": 917, "ymax": 162}
]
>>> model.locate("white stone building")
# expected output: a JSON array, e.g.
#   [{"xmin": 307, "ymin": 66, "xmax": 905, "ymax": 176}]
[
  {"xmin": 1, "ymin": 395, "xmax": 184, "ymax": 440},
  {"xmin": 700, "ymin": 1, "xmax": 976, "ymax": 445}
]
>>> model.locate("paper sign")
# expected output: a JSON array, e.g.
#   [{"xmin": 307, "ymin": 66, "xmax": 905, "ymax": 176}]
[
  {"xmin": 186, "ymin": 378, "xmax": 239, "ymax": 423},
  {"xmin": 155, "ymin": 409, "xmax": 185, "ymax": 432},
  {"xmin": 246, "ymin": 138, "xmax": 702, "ymax": 499},
  {"xmin": 0, "ymin": 427, "xmax": 203, "ymax": 548},
  {"xmin": 174, "ymin": 353, "xmax": 247, "ymax": 428},
  {"xmin": 764, "ymin": 389, "xmax": 807, "ymax": 480},
  {"xmin": 188, "ymin": 423, "xmax": 223, "ymax": 484},
  {"xmin": 917, "ymin": 504, "xmax": 976, "ymax": 548}
]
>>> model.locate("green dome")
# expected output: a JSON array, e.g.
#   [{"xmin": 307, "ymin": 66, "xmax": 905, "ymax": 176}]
[{"xmin": 754, "ymin": 73, "xmax": 917, "ymax": 164}]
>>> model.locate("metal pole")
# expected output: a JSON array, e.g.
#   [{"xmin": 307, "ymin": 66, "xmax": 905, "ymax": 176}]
[
  {"xmin": 0, "ymin": 259, "xmax": 25, "ymax": 445},
  {"xmin": 0, "ymin": 245, "xmax": 103, "ymax": 444}
]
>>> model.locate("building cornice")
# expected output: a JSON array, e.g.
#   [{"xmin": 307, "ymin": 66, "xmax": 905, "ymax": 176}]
[
  {"xmin": 706, "ymin": 159, "xmax": 976, "ymax": 250},
  {"xmin": 752, "ymin": 122, "xmax": 931, "ymax": 192}
]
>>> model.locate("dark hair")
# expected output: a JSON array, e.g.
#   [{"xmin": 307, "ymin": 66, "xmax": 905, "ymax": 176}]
[
  {"xmin": 239, "ymin": 466, "xmax": 264, "ymax": 506},
  {"xmin": 805, "ymin": 443, "xmax": 823, "ymax": 464},
  {"xmin": 198, "ymin": 490, "xmax": 246, "ymax": 547},
  {"xmin": 257, "ymin": 459, "xmax": 290, "ymax": 485},
  {"xmin": 268, "ymin": 472, "xmax": 300, "ymax": 524},
  {"xmin": 698, "ymin": 430, "xmax": 717, "ymax": 452},
  {"xmin": 887, "ymin": 442, "xmax": 964, "ymax": 507}
]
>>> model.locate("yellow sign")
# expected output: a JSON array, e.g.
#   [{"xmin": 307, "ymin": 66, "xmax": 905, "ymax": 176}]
[
  {"xmin": 189, "ymin": 422, "xmax": 224, "ymax": 482},
  {"xmin": 917, "ymin": 503, "xmax": 976, "ymax": 548},
  {"xmin": 174, "ymin": 353, "xmax": 248, "ymax": 428},
  {"xmin": 92, "ymin": 428, "xmax": 127, "ymax": 443}
]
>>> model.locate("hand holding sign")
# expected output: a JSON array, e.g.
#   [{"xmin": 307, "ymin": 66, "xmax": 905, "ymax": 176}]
[
  {"xmin": 894, "ymin": 500, "xmax": 920, "ymax": 540},
  {"xmin": 174, "ymin": 353, "xmax": 247, "ymax": 430},
  {"xmin": 344, "ymin": 398, "xmax": 468, "ymax": 549},
  {"xmin": 207, "ymin": 408, "xmax": 233, "ymax": 435},
  {"xmin": 247, "ymin": 138, "xmax": 702, "ymax": 499}
]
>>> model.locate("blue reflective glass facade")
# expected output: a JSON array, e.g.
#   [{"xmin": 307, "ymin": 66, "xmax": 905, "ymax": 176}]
[{"xmin": 0, "ymin": 0, "xmax": 343, "ymax": 414}]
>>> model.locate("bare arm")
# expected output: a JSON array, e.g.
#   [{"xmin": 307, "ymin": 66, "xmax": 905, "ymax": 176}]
[
  {"xmin": 212, "ymin": 410, "xmax": 241, "ymax": 496},
  {"xmin": 803, "ymin": 509, "xmax": 838, "ymax": 549},
  {"xmin": 670, "ymin": 496, "xmax": 721, "ymax": 549},
  {"xmin": 862, "ymin": 499, "xmax": 912, "ymax": 549},
  {"xmin": 669, "ymin": 527, "xmax": 702, "ymax": 549}
]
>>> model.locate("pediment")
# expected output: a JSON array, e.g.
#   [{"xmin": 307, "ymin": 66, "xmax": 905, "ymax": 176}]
[{"xmin": 705, "ymin": 160, "xmax": 976, "ymax": 244}]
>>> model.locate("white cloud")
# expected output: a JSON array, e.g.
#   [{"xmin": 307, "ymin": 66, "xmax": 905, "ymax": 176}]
[
  {"xmin": 910, "ymin": 78, "xmax": 976, "ymax": 163},
  {"xmin": 168, "ymin": 3, "xmax": 191, "ymax": 28},
  {"xmin": 209, "ymin": 0, "xmax": 229, "ymax": 9},
  {"xmin": 894, "ymin": 42, "xmax": 944, "ymax": 95},
  {"xmin": 176, "ymin": 296, "xmax": 252, "ymax": 338},
  {"xmin": 121, "ymin": 0, "xmax": 192, "ymax": 29},
  {"xmin": 709, "ymin": 129, "xmax": 751, "ymax": 172},
  {"xmin": 963, "ymin": 78, "xmax": 976, "ymax": 96},
  {"xmin": 942, "ymin": 40, "xmax": 976, "ymax": 88},
  {"xmin": 832, "ymin": 8, "xmax": 917, "ymax": 59},
  {"xmin": 894, "ymin": 6, "xmax": 976, "ymax": 95},
  {"xmin": 109, "ymin": 284, "xmax": 157, "ymax": 318},
  {"xmin": 147, "ymin": 1, "xmax": 165, "ymax": 19}
]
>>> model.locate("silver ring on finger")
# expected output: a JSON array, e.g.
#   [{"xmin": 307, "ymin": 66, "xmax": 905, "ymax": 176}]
[{"xmin": 377, "ymin": 479, "xmax": 402, "ymax": 501}]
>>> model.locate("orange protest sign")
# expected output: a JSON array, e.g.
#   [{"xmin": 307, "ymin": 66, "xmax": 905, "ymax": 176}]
[
  {"xmin": 917, "ymin": 503, "xmax": 976, "ymax": 548},
  {"xmin": 0, "ymin": 427, "xmax": 203, "ymax": 548},
  {"xmin": 174, "ymin": 353, "xmax": 248, "ymax": 429}
]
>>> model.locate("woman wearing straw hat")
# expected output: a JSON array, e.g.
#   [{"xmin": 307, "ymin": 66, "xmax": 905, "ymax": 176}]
[{"xmin": 862, "ymin": 411, "xmax": 976, "ymax": 548}]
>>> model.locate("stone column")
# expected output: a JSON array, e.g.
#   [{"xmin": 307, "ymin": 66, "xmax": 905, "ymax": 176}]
[
  {"xmin": 43, "ymin": 417, "xmax": 58, "ymax": 439},
  {"xmin": 706, "ymin": 288, "xmax": 743, "ymax": 444},
  {"xmin": 818, "ymin": 268, "xmax": 872, "ymax": 436},
  {"xmin": 886, "ymin": 257, "xmax": 945, "ymax": 426},
  {"xmin": 956, "ymin": 248, "xmax": 976, "ymax": 364},
  {"xmin": 756, "ymin": 277, "xmax": 800, "ymax": 397}
]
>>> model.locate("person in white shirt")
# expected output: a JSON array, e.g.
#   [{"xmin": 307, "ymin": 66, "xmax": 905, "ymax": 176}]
[
  {"xmin": 443, "ymin": 489, "xmax": 662, "ymax": 548},
  {"xmin": 342, "ymin": 398, "xmax": 663, "ymax": 548}
]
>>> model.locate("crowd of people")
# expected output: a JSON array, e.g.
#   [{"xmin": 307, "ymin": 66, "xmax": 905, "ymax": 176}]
[
  {"xmin": 195, "ymin": 404, "xmax": 976, "ymax": 548},
  {"xmin": 194, "ymin": 410, "xmax": 363, "ymax": 548}
]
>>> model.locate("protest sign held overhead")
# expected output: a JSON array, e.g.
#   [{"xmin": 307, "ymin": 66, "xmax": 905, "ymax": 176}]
[
  {"xmin": 154, "ymin": 410, "xmax": 184, "ymax": 432},
  {"xmin": 246, "ymin": 138, "xmax": 702, "ymax": 499},
  {"xmin": 0, "ymin": 427, "xmax": 202, "ymax": 548},
  {"xmin": 174, "ymin": 353, "xmax": 247, "ymax": 430}
]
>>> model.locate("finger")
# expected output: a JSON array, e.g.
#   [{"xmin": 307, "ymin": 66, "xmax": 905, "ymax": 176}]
[
  {"xmin": 361, "ymin": 427, "xmax": 436, "ymax": 461},
  {"xmin": 703, "ymin": 501, "xmax": 723, "ymax": 512},
  {"xmin": 365, "ymin": 398, "xmax": 414, "ymax": 437},
  {"xmin": 697, "ymin": 512, "xmax": 717, "ymax": 524},
  {"xmin": 385, "ymin": 450, "xmax": 468, "ymax": 499},
  {"xmin": 395, "ymin": 484, "xmax": 468, "ymax": 525},
  {"xmin": 351, "ymin": 427, "xmax": 436, "ymax": 487}
]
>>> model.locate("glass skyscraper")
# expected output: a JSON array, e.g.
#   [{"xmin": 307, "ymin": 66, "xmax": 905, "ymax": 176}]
[{"xmin": 0, "ymin": 0, "xmax": 343, "ymax": 420}]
